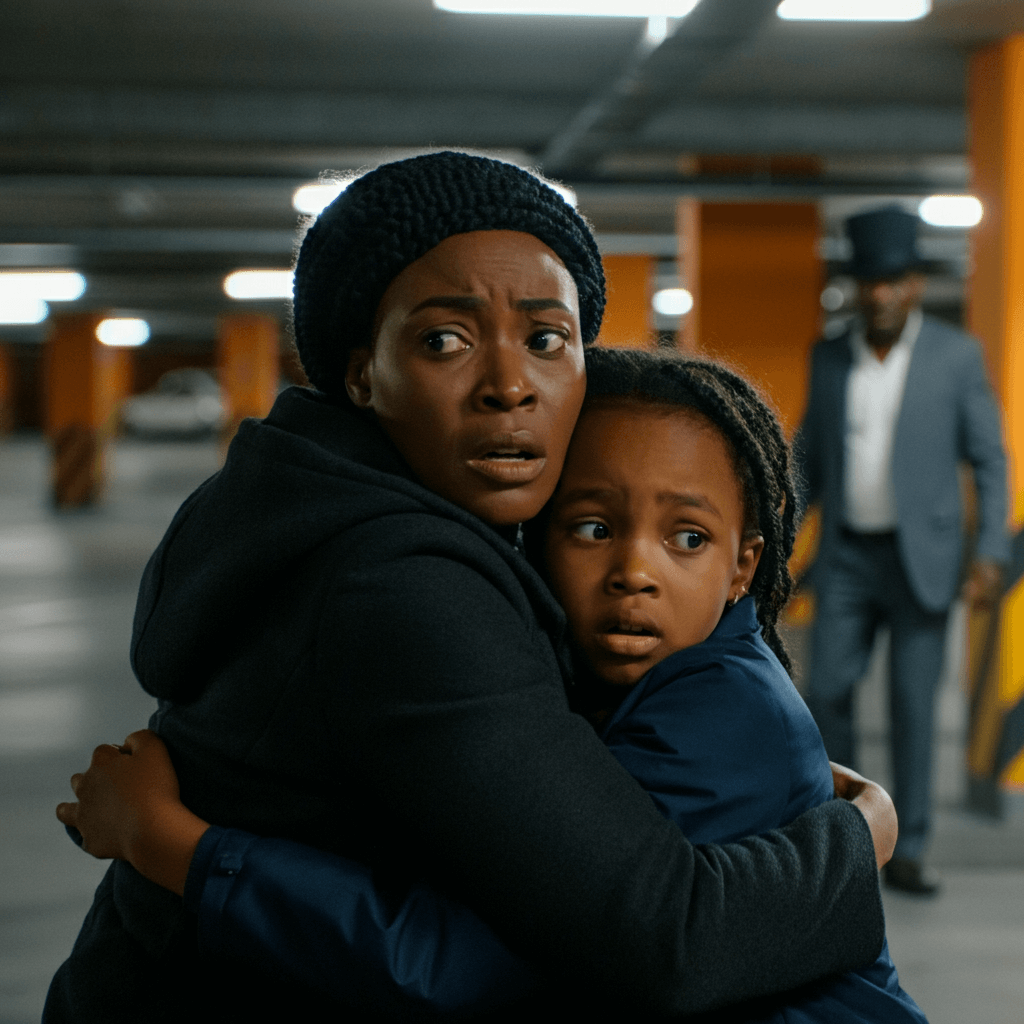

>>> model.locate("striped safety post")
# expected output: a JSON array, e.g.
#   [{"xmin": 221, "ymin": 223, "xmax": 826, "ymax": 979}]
[{"xmin": 967, "ymin": 531, "xmax": 1024, "ymax": 816}]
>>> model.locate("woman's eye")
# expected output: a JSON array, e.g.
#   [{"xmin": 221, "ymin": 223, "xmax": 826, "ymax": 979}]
[
  {"xmin": 424, "ymin": 331, "xmax": 468, "ymax": 355},
  {"xmin": 673, "ymin": 530, "xmax": 705, "ymax": 551},
  {"xmin": 528, "ymin": 330, "xmax": 566, "ymax": 354},
  {"xmin": 572, "ymin": 521, "xmax": 610, "ymax": 541}
]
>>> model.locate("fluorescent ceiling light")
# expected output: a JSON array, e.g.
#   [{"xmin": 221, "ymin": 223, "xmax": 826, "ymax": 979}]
[
  {"xmin": 435, "ymin": 2, "xmax": 701, "ymax": 16},
  {"xmin": 96, "ymin": 318, "xmax": 150, "ymax": 347},
  {"xmin": 652, "ymin": 288, "xmax": 693, "ymax": 316},
  {"xmin": 293, "ymin": 182, "xmax": 350, "ymax": 216},
  {"xmin": 777, "ymin": 0, "xmax": 930, "ymax": 20},
  {"xmin": 0, "ymin": 271, "xmax": 86, "ymax": 302},
  {"xmin": 224, "ymin": 269, "xmax": 294, "ymax": 300},
  {"xmin": 820, "ymin": 285, "xmax": 846, "ymax": 312},
  {"xmin": 918, "ymin": 195, "xmax": 983, "ymax": 228},
  {"xmin": 548, "ymin": 182, "xmax": 577, "ymax": 208},
  {"xmin": 0, "ymin": 297, "xmax": 48, "ymax": 325}
]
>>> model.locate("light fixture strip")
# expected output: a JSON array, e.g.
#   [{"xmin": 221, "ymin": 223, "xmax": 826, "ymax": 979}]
[
  {"xmin": 96, "ymin": 318, "xmax": 150, "ymax": 347},
  {"xmin": 293, "ymin": 182, "xmax": 350, "ymax": 216},
  {"xmin": 224, "ymin": 270, "xmax": 295, "ymax": 301},
  {"xmin": 0, "ymin": 271, "xmax": 86, "ymax": 302},
  {"xmin": 434, "ymin": 2, "xmax": 700, "ymax": 17},
  {"xmin": 918, "ymin": 195, "xmax": 983, "ymax": 228},
  {"xmin": 0, "ymin": 297, "xmax": 48, "ymax": 325},
  {"xmin": 777, "ymin": 0, "xmax": 931, "ymax": 21}
]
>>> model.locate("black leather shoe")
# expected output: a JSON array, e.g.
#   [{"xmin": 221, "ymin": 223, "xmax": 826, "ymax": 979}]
[{"xmin": 883, "ymin": 857, "xmax": 941, "ymax": 896}]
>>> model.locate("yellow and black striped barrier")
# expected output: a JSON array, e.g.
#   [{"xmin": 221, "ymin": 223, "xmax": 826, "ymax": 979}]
[
  {"xmin": 783, "ymin": 507, "xmax": 1024, "ymax": 817},
  {"xmin": 967, "ymin": 529, "xmax": 1024, "ymax": 817}
]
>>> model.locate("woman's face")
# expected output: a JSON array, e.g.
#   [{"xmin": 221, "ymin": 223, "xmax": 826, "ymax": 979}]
[{"xmin": 346, "ymin": 230, "xmax": 586, "ymax": 526}]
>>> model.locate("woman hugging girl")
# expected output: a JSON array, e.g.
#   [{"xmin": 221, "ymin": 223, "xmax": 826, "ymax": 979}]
[{"xmin": 60, "ymin": 343, "xmax": 922, "ymax": 1022}]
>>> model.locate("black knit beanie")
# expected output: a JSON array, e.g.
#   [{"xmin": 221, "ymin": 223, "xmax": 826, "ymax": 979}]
[{"xmin": 292, "ymin": 151, "xmax": 606, "ymax": 399}]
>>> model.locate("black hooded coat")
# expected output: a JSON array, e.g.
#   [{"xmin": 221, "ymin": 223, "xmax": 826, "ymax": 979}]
[{"xmin": 46, "ymin": 386, "xmax": 884, "ymax": 1022}]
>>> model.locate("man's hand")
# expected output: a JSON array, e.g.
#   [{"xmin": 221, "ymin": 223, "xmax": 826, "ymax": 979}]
[
  {"xmin": 830, "ymin": 762, "xmax": 897, "ymax": 869},
  {"xmin": 963, "ymin": 560, "xmax": 1003, "ymax": 610},
  {"xmin": 56, "ymin": 729, "xmax": 208, "ymax": 896}
]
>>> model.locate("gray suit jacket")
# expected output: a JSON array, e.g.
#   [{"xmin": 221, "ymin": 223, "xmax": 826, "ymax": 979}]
[{"xmin": 794, "ymin": 314, "xmax": 1009, "ymax": 613}]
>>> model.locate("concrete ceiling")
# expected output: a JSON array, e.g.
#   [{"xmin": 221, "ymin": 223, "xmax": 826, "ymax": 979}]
[{"xmin": 2, "ymin": 0, "xmax": 1020, "ymax": 343}]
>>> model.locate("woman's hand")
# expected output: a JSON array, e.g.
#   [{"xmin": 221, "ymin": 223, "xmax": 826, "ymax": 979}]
[
  {"xmin": 56, "ymin": 729, "xmax": 209, "ymax": 896},
  {"xmin": 830, "ymin": 761, "xmax": 897, "ymax": 870}
]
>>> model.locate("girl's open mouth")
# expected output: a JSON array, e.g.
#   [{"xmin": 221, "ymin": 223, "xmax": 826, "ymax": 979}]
[{"xmin": 595, "ymin": 618, "xmax": 661, "ymax": 658}]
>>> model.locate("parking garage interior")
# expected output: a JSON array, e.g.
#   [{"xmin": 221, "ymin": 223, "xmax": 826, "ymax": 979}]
[{"xmin": 2, "ymin": 3, "xmax": 1024, "ymax": 1022}]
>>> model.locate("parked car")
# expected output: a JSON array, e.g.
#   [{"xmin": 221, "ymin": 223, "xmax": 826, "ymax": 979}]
[{"xmin": 120, "ymin": 368, "xmax": 226, "ymax": 438}]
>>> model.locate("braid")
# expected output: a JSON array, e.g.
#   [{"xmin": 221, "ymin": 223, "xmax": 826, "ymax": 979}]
[{"xmin": 583, "ymin": 347, "xmax": 798, "ymax": 673}]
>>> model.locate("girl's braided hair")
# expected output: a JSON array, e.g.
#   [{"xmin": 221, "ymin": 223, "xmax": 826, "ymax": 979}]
[{"xmin": 583, "ymin": 346, "xmax": 798, "ymax": 672}]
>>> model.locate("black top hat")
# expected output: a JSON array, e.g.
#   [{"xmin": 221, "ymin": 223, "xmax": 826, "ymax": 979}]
[{"xmin": 845, "ymin": 206, "xmax": 924, "ymax": 280}]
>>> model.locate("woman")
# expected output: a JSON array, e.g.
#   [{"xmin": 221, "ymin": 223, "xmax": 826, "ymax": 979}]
[{"xmin": 48, "ymin": 152, "xmax": 892, "ymax": 1022}]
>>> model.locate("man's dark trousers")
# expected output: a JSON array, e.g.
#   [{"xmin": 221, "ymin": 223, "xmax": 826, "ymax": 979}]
[{"xmin": 804, "ymin": 529, "xmax": 948, "ymax": 862}]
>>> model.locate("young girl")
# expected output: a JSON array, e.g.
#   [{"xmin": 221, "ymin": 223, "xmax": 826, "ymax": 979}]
[
  {"xmin": 544, "ymin": 346, "xmax": 927, "ymax": 1022},
  {"xmin": 58, "ymin": 346, "xmax": 900, "ymax": 1019}
]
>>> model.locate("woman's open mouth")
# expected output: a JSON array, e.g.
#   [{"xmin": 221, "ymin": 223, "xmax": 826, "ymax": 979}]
[{"xmin": 467, "ymin": 434, "xmax": 547, "ymax": 486}]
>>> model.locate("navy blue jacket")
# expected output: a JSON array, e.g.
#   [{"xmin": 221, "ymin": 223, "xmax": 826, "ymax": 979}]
[
  {"xmin": 601, "ymin": 598, "xmax": 925, "ymax": 1023},
  {"xmin": 181, "ymin": 598, "xmax": 916, "ymax": 1022}
]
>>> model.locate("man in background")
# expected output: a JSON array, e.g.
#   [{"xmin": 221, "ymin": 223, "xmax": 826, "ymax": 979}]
[{"xmin": 795, "ymin": 206, "xmax": 1008, "ymax": 895}]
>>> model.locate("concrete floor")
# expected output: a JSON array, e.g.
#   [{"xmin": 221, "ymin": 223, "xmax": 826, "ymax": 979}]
[{"xmin": 1, "ymin": 433, "xmax": 1022, "ymax": 1024}]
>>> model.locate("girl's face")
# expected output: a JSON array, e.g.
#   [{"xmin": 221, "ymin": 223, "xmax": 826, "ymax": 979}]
[
  {"xmin": 545, "ymin": 403, "xmax": 763, "ymax": 687},
  {"xmin": 346, "ymin": 230, "xmax": 586, "ymax": 526}
]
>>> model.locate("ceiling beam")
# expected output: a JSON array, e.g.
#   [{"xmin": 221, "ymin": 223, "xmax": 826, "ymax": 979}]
[
  {"xmin": 0, "ymin": 86, "xmax": 576, "ymax": 160},
  {"xmin": 640, "ymin": 102, "xmax": 965, "ymax": 153},
  {"xmin": 540, "ymin": 0, "xmax": 781, "ymax": 175}
]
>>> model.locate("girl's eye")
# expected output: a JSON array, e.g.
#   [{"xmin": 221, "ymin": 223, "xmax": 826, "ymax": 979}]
[
  {"xmin": 424, "ymin": 331, "xmax": 469, "ymax": 355},
  {"xmin": 572, "ymin": 521, "xmax": 610, "ymax": 541},
  {"xmin": 672, "ymin": 530, "xmax": 705, "ymax": 551},
  {"xmin": 528, "ymin": 330, "xmax": 566, "ymax": 354}
]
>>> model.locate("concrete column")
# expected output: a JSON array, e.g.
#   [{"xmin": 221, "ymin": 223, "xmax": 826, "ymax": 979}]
[
  {"xmin": 43, "ymin": 311, "xmax": 131, "ymax": 507},
  {"xmin": 676, "ymin": 201, "xmax": 821, "ymax": 435},
  {"xmin": 217, "ymin": 313, "xmax": 280, "ymax": 440},
  {"xmin": 596, "ymin": 254, "xmax": 654, "ymax": 349},
  {"xmin": 965, "ymin": 35, "xmax": 1024, "ymax": 805}
]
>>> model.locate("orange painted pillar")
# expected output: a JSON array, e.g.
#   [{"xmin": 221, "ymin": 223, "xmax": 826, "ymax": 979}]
[
  {"xmin": 217, "ymin": 313, "xmax": 280, "ymax": 440},
  {"xmin": 965, "ymin": 35, "xmax": 1024, "ymax": 804},
  {"xmin": 677, "ymin": 201, "xmax": 822, "ymax": 435},
  {"xmin": 44, "ymin": 311, "xmax": 132, "ymax": 506},
  {"xmin": 0, "ymin": 342, "xmax": 13, "ymax": 434},
  {"xmin": 676, "ymin": 198, "xmax": 701, "ymax": 353},
  {"xmin": 596, "ymin": 254, "xmax": 655, "ymax": 349}
]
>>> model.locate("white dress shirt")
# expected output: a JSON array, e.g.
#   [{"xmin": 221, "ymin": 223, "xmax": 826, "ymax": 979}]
[{"xmin": 843, "ymin": 308, "xmax": 922, "ymax": 531}]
